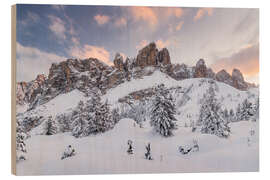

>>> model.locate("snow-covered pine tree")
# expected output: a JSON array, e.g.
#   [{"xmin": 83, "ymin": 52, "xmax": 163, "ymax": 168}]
[
  {"xmin": 222, "ymin": 108, "xmax": 229, "ymax": 124},
  {"xmin": 237, "ymin": 99, "xmax": 254, "ymax": 121},
  {"xmin": 44, "ymin": 116, "xmax": 57, "ymax": 135},
  {"xmin": 235, "ymin": 103, "xmax": 242, "ymax": 122},
  {"xmin": 198, "ymin": 85, "xmax": 230, "ymax": 138},
  {"xmin": 253, "ymin": 98, "xmax": 259, "ymax": 121},
  {"xmin": 71, "ymin": 101, "xmax": 88, "ymax": 138},
  {"xmin": 112, "ymin": 107, "xmax": 121, "ymax": 124},
  {"xmin": 16, "ymin": 121, "xmax": 27, "ymax": 161},
  {"xmin": 94, "ymin": 99, "xmax": 114, "ymax": 133},
  {"xmin": 150, "ymin": 84, "xmax": 177, "ymax": 137},
  {"xmin": 81, "ymin": 99, "xmax": 95, "ymax": 136},
  {"xmin": 229, "ymin": 109, "xmax": 235, "ymax": 122},
  {"xmin": 57, "ymin": 113, "xmax": 72, "ymax": 133}
]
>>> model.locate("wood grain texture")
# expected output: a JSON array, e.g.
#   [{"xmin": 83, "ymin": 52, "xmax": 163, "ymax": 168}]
[{"xmin": 11, "ymin": 4, "xmax": 17, "ymax": 175}]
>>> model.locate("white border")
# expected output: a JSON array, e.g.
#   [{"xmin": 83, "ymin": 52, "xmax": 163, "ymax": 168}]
[{"xmin": 1, "ymin": 0, "xmax": 269, "ymax": 179}]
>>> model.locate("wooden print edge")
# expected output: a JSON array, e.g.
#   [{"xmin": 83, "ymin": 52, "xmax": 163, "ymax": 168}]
[{"xmin": 11, "ymin": 4, "xmax": 17, "ymax": 175}]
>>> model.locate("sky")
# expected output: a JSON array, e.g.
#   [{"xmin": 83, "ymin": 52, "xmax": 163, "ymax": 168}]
[{"xmin": 16, "ymin": 4, "xmax": 259, "ymax": 84}]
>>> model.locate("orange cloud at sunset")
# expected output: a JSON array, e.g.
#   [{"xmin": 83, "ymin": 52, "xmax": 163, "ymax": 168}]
[
  {"xmin": 129, "ymin": 7, "xmax": 158, "ymax": 27},
  {"xmin": 70, "ymin": 45, "xmax": 112, "ymax": 65},
  {"xmin": 194, "ymin": 8, "xmax": 213, "ymax": 21},
  {"xmin": 156, "ymin": 40, "xmax": 170, "ymax": 49},
  {"xmin": 114, "ymin": 17, "xmax": 127, "ymax": 27},
  {"xmin": 164, "ymin": 8, "xmax": 184, "ymax": 18},
  {"xmin": 94, "ymin": 14, "xmax": 110, "ymax": 25},
  {"xmin": 128, "ymin": 7, "xmax": 184, "ymax": 28}
]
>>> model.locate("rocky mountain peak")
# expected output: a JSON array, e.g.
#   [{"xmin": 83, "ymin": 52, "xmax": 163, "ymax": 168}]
[
  {"xmin": 113, "ymin": 53, "xmax": 125, "ymax": 71},
  {"xmin": 194, "ymin": 59, "xmax": 208, "ymax": 78},
  {"xmin": 232, "ymin": 68, "xmax": 245, "ymax": 82},
  {"xmin": 135, "ymin": 42, "xmax": 171, "ymax": 68},
  {"xmin": 157, "ymin": 48, "xmax": 171, "ymax": 66},
  {"xmin": 232, "ymin": 68, "xmax": 248, "ymax": 90}
]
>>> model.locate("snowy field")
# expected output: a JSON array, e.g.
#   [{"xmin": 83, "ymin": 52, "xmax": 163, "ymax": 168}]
[{"xmin": 17, "ymin": 118, "xmax": 259, "ymax": 175}]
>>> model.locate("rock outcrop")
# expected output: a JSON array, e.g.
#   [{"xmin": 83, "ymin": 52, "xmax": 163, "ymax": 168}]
[
  {"xmin": 113, "ymin": 53, "xmax": 125, "ymax": 71},
  {"xmin": 194, "ymin": 59, "xmax": 208, "ymax": 78},
  {"xmin": 232, "ymin": 68, "xmax": 248, "ymax": 90},
  {"xmin": 16, "ymin": 74, "xmax": 46, "ymax": 105},
  {"xmin": 135, "ymin": 42, "xmax": 171, "ymax": 68},
  {"xmin": 157, "ymin": 48, "xmax": 171, "ymax": 66},
  {"xmin": 215, "ymin": 69, "xmax": 233, "ymax": 85}
]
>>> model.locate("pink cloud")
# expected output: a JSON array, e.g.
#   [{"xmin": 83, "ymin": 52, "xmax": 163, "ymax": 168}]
[
  {"xmin": 136, "ymin": 40, "xmax": 149, "ymax": 50},
  {"xmin": 194, "ymin": 8, "xmax": 213, "ymax": 21},
  {"xmin": 175, "ymin": 21, "xmax": 184, "ymax": 31},
  {"xmin": 70, "ymin": 45, "xmax": 112, "ymax": 65},
  {"xmin": 156, "ymin": 39, "xmax": 170, "ymax": 49},
  {"xmin": 114, "ymin": 17, "xmax": 127, "ymax": 27},
  {"xmin": 136, "ymin": 39, "xmax": 170, "ymax": 50},
  {"xmin": 94, "ymin": 14, "xmax": 110, "ymax": 25},
  {"xmin": 165, "ymin": 8, "xmax": 184, "ymax": 18},
  {"xmin": 127, "ymin": 7, "xmax": 185, "ymax": 28},
  {"xmin": 129, "ymin": 7, "xmax": 158, "ymax": 27}
]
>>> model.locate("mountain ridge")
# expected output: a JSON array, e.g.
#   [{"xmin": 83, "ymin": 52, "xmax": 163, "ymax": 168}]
[{"xmin": 16, "ymin": 42, "xmax": 256, "ymax": 107}]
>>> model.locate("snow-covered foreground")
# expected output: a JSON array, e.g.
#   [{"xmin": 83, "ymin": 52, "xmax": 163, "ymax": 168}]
[{"xmin": 17, "ymin": 118, "xmax": 259, "ymax": 175}]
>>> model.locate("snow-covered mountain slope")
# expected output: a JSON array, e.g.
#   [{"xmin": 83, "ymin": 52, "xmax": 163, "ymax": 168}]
[
  {"xmin": 19, "ymin": 89, "xmax": 85, "ymax": 117},
  {"xmin": 19, "ymin": 68, "xmax": 258, "ymax": 134},
  {"xmin": 103, "ymin": 69, "xmax": 258, "ymax": 126},
  {"xmin": 17, "ymin": 118, "xmax": 258, "ymax": 175}
]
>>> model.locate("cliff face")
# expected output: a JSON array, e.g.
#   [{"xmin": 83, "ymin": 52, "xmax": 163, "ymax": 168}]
[{"xmin": 16, "ymin": 42, "xmax": 255, "ymax": 108}]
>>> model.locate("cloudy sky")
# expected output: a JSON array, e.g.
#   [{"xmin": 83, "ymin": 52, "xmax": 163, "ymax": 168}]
[{"xmin": 16, "ymin": 4, "xmax": 259, "ymax": 84}]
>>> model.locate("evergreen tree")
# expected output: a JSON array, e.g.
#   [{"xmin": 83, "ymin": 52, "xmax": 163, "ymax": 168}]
[
  {"xmin": 222, "ymin": 108, "xmax": 229, "ymax": 124},
  {"xmin": 94, "ymin": 99, "xmax": 114, "ymax": 133},
  {"xmin": 16, "ymin": 121, "xmax": 27, "ymax": 161},
  {"xmin": 198, "ymin": 86, "xmax": 230, "ymax": 138},
  {"xmin": 237, "ymin": 99, "xmax": 254, "ymax": 121},
  {"xmin": 44, "ymin": 116, "xmax": 57, "ymax": 135},
  {"xmin": 71, "ymin": 101, "xmax": 88, "ymax": 138},
  {"xmin": 229, "ymin": 109, "xmax": 235, "ymax": 122},
  {"xmin": 150, "ymin": 84, "xmax": 177, "ymax": 137},
  {"xmin": 236, "ymin": 103, "xmax": 242, "ymax": 122},
  {"xmin": 82, "ymin": 98, "xmax": 97, "ymax": 136},
  {"xmin": 112, "ymin": 107, "xmax": 121, "ymax": 124},
  {"xmin": 57, "ymin": 113, "xmax": 72, "ymax": 133},
  {"xmin": 252, "ymin": 98, "xmax": 259, "ymax": 121}
]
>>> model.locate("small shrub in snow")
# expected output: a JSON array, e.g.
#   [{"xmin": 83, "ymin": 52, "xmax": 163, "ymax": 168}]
[
  {"xmin": 43, "ymin": 116, "xmax": 57, "ymax": 135},
  {"xmin": 127, "ymin": 140, "xmax": 133, "ymax": 155},
  {"xmin": 145, "ymin": 143, "xmax": 153, "ymax": 160}
]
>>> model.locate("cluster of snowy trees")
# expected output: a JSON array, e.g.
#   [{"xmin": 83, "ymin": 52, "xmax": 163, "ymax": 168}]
[
  {"xmin": 150, "ymin": 84, "xmax": 178, "ymax": 137},
  {"xmin": 198, "ymin": 86, "xmax": 230, "ymax": 138},
  {"xmin": 41, "ymin": 91, "xmax": 120, "ymax": 138},
  {"xmin": 220, "ymin": 97, "xmax": 259, "ymax": 124},
  {"xmin": 198, "ymin": 86, "xmax": 259, "ymax": 138},
  {"xmin": 119, "ymin": 101, "xmax": 148, "ymax": 127},
  {"xmin": 57, "ymin": 92, "xmax": 118, "ymax": 138}
]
